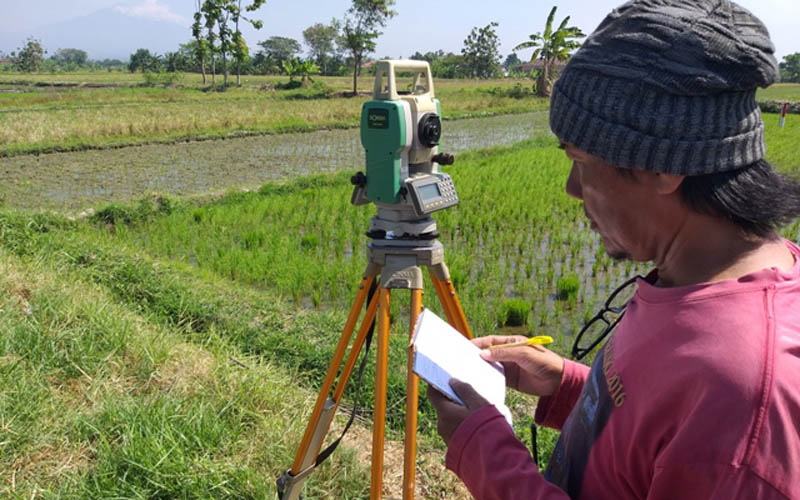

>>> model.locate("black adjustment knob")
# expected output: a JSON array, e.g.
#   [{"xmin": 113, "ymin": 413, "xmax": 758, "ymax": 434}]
[
  {"xmin": 432, "ymin": 153, "xmax": 455, "ymax": 166},
  {"xmin": 350, "ymin": 171, "xmax": 366, "ymax": 187},
  {"xmin": 418, "ymin": 113, "xmax": 442, "ymax": 148}
]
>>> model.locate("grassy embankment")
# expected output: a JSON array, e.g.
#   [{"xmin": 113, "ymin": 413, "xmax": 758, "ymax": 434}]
[
  {"xmin": 0, "ymin": 73, "xmax": 549, "ymax": 157},
  {"xmin": 1, "ymin": 115, "xmax": 798, "ymax": 497}
]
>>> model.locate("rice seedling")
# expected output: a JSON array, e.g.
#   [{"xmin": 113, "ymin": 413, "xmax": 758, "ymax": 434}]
[{"xmin": 498, "ymin": 298, "xmax": 531, "ymax": 327}]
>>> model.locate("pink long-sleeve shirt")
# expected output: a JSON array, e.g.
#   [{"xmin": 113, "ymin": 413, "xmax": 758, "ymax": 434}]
[{"xmin": 446, "ymin": 239, "xmax": 800, "ymax": 499}]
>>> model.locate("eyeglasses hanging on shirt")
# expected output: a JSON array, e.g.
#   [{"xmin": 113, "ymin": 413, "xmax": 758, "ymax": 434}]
[{"xmin": 571, "ymin": 275, "xmax": 643, "ymax": 361}]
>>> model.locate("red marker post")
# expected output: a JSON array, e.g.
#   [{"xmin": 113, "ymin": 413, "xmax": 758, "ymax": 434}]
[{"xmin": 779, "ymin": 102, "xmax": 788, "ymax": 129}]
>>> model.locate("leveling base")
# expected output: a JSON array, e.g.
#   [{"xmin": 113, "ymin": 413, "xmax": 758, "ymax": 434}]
[{"xmin": 278, "ymin": 236, "xmax": 472, "ymax": 500}]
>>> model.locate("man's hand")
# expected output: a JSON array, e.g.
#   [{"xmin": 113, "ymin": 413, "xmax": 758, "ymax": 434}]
[
  {"xmin": 427, "ymin": 379, "xmax": 489, "ymax": 446},
  {"xmin": 473, "ymin": 335, "xmax": 565, "ymax": 397}
]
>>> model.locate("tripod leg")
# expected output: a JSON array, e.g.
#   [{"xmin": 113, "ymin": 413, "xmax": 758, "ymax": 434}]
[
  {"xmin": 290, "ymin": 275, "xmax": 375, "ymax": 476},
  {"xmin": 370, "ymin": 288, "xmax": 391, "ymax": 500},
  {"xmin": 332, "ymin": 287, "xmax": 380, "ymax": 401},
  {"xmin": 403, "ymin": 288, "xmax": 423, "ymax": 500},
  {"xmin": 430, "ymin": 273, "xmax": 473, "ymax": 340},
  {"xmin": 430, "ymin": 274, "xmax": 458, "ymax": 330},
  {"xmin": 440, "ymin": 277, "xmax": 473, "ymax": 340}
]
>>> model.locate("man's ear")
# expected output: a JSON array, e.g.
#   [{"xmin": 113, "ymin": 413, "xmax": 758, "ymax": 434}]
[{"xmin": 633, "ymin": 170, "xmax": 685, "ymax": 195}]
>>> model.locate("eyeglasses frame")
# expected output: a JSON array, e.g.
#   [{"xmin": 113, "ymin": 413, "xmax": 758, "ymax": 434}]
[{"xmin": 571, "ymin": 275, "xmax": 643, "ymax": 361}]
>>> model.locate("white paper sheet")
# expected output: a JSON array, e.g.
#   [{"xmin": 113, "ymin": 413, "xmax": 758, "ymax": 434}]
[{"xmin": 412, "ymin": 308, "xmax": 512, "ymax": 427}]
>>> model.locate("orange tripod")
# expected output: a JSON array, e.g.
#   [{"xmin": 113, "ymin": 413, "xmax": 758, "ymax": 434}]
[{"xmin": 277, "ymin": 239, "xmax": 472, "ymax": 500}]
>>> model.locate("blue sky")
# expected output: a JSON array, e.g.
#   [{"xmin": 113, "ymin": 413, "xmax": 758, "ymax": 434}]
[{"xmin": 1, "ymin": 0, "xmax": 797, "ymax": 61}]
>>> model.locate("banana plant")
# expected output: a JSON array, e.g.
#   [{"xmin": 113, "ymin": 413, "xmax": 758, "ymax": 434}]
[{"xmin": 514, "ymin": 6, "xmax": 585, "ymax": 97}]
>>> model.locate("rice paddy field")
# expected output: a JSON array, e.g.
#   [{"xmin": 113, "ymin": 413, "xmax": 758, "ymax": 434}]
[
  {"xmin": 0, "ymin": 73, "xmax": 549, "ymax": 157},
  {"xmin": 0, "ymin": 111, "xmax": 552, "ymax": 212},
  {"xmin": 1, "ymin": 73, "xmax": 799, "ymax": 499}
]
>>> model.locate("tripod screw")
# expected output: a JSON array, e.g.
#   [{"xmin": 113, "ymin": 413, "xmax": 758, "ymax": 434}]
[
  {"xmin": 432, "ymin": 153, "xmax": 455, "ymax": 166},
  {"xmin": 351, "ymin": 172, "xmax": 367, "ymax": 187}
]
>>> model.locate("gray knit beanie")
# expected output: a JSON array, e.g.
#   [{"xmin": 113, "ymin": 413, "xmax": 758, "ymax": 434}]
[{"xmin": 549, "ymin": 0, "xmax": 780, "ymax": 175}]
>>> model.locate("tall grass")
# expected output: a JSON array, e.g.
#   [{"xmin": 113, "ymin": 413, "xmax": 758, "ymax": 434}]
[
  {"xmin": 0, "ymin": 241, "xmax": 374, "ymax": 498},
  {"xmin": 0, "ymin": 78, "xmax": 549, "ymax": 156}
]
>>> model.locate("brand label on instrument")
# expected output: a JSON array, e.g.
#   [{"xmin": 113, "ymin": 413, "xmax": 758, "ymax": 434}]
[{"xmin": 368, "ymin": 108, "xmax": 389, "ymax": 129}]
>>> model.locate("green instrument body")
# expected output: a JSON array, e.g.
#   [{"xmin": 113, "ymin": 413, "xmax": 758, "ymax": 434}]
[{"xmin": 360, "ymin": 100, "xmax": 408, "ymax": 204}]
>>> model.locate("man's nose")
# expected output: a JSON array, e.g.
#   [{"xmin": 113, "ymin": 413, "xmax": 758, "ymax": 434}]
[{"xmin": 565, "ymin": 163, "xmax": 582, "ymax": 200}]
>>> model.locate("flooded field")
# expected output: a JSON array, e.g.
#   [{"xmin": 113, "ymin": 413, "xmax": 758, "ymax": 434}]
[{"xmin": 0, "ymin": 111, "xmax": 549, "ymax": 211}]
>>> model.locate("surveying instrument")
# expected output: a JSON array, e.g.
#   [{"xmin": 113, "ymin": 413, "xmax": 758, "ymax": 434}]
[{"xmin": 277, "ymin": 60, "xmax": 472, "ymax": 500}]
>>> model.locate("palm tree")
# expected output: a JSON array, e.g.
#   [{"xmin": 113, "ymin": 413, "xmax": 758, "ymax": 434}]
[{"xmin": 514, "ymin": 6, "xmax": 585, "ymax": 97}]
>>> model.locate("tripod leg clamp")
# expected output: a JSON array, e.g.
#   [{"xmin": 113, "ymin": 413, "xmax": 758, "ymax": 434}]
[{"xmin": 276, "ymin": 465, "xmax": 315, "ymax": 500}]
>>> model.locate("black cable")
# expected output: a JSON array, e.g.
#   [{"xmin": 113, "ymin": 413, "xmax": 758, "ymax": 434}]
[{"xmin": 314, "ymin": 280, "xmax": 378, "ymax": 467}]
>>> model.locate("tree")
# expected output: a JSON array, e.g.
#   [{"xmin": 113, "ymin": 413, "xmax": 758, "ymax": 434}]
[
  {"xmin": 202, "ymin": 0, "xmax": 234, "ymax": 86},
  {"xmin": 164, "ymin": 44, "xmax": 198, "ymax": 72},
  {"xmin": 128, "ymin": 48, "xmax": 161, "ymax": 73},
  {"xmin": 514, "ymin": 6, "xmax": 585, "ymax": 96},
  {"xmin": 230, "ymin": 0, "xmax": 266, "ymax": 86},
  {"xmin": 409, "ymin": 50, "xmax": 466, "ymax": 78},
  {"xmin": 12, "ymin": 37, "xmax": 46, "ymax": 72},
  {"xmin": 432, "ymin": 53, "xmax": 466, "ymax": 79},
  {"xmin": 503, "ymin": 53, "xmax": 522, "ymax": 72},
  {"xmin": 461, "ymin": 22, "xmax": 501, "ymax": 79},
  {"xmin": 200, "ymin": 0, "xmax": 235, "ymax": 85},
  {"xmin": 192, "ymin": 0, "xmax": 210, "ymax": 84},
  {"xmin": 409, "ymin": 50, "xmax": 444, "ymax": 63},
  {"xmin": 97, "ymin": 58, "xmax": 125, "ymax": 70},
  {"xmin": 339, "ymin": 0, "xmax": 396, "ymax": 95},
  {"xmin": 780, "ymin": 53, "xmax": 800, "ymax": 83},
  {"xmin": 258, "ymin": 36, "xmax": 302, "ymax": 68},
  {"xmin": 303, "ymin": 20, "xmax": 340, "ymax": 76},
  {"xmin": 51, "ymin": 48, "xmax": 88, "ymax": 67}
]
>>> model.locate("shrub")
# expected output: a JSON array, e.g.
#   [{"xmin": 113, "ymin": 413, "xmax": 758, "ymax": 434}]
[
  {"xmin": 300, "ymin": 233, "xmax": 319, "ymax": 250},
  {"xmin": 192, "ymin": 207, "xmax": 206, "ymax": 223},
  {"xmin": 498, "ymin": 298, "xmax": 530, "ymax": 327},
  {"xmin": 556, "ymin": 274, "xmax": 580, "ymax": 301},
  {"xmin": 758, "ymin": 100, "xmax": 800, "ymax": 114},
  {"xmin": 281, "ymin": 80, "xmax": 335, "ymax": 100},
  {"xmin": 142, "ymin": 70, "xmax": 184, "ymax": 87},
  {"xmin": 481, "ymin": 83, "xmax": 535, "ymax": 99}
]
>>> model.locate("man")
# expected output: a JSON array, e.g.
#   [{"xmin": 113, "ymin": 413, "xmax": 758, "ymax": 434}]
[{"xmin": 428, "ymin": 0, "xmax": 800, "ymax": 498}]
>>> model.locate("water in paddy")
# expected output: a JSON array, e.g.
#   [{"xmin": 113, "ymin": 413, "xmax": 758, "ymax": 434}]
[{"xmin": 1, "ymin": 111, "xmax": 550, "ymax": 212}]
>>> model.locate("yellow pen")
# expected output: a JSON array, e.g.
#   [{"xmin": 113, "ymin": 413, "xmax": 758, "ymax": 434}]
[{"xmin": 488, "ymin": 335, "xmax": 554, "ymax": 350}]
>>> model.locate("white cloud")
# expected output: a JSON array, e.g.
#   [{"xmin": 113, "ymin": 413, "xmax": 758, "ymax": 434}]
[{"xmin": 115, "ymin": 0, "xmax": 189, "ymax": 26}]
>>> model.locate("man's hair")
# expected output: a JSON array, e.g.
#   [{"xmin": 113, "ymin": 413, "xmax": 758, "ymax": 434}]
[{"xmin": 679, "ymin": 160, "xmax": 800, "ymax": 238}]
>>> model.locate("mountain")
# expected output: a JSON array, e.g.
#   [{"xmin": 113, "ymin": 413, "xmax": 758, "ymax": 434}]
[{"xmin": 1, "ymin": 7, "xmax": 189, "ymax": 61}]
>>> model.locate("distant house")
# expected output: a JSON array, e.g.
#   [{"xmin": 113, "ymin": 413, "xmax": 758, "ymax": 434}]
[{"xmin": 0, "ymin": 57, "xmax": 12, "ymax": 65}]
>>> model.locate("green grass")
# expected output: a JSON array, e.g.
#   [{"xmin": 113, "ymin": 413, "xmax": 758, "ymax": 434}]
[
  {"xmin": 0, "ymin": 75, "xmax": 549, "ymax": 156},
  {"xmin": 0, "ymin": 210, "xmax": 474, "ymax": 498},
  {"xmin": 757, "ymin": 83, "xmax": 800, "ymax": 102},
  {"xmin": 0, "ymin": 237, "xmax": 372, "ymax": 498}
]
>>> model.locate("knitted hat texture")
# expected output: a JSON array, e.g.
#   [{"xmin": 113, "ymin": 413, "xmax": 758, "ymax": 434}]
[{"xmin": 549, "ymin": 0, "xmax": 780, "ymax": 175}]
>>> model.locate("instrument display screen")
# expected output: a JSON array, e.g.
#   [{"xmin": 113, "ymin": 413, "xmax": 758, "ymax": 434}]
[
  {"xmin": 418, "ymin": 182, "xmax": 441, "ymax": 200},
  {"xmin": 406, "ymin": 173, "xmax": 458, "ymax": 216}
]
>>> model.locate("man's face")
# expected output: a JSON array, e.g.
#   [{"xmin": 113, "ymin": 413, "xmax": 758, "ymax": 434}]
[{"xmin": 562, "ymin": 143, "xmax": 665, "ymax": 261}]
